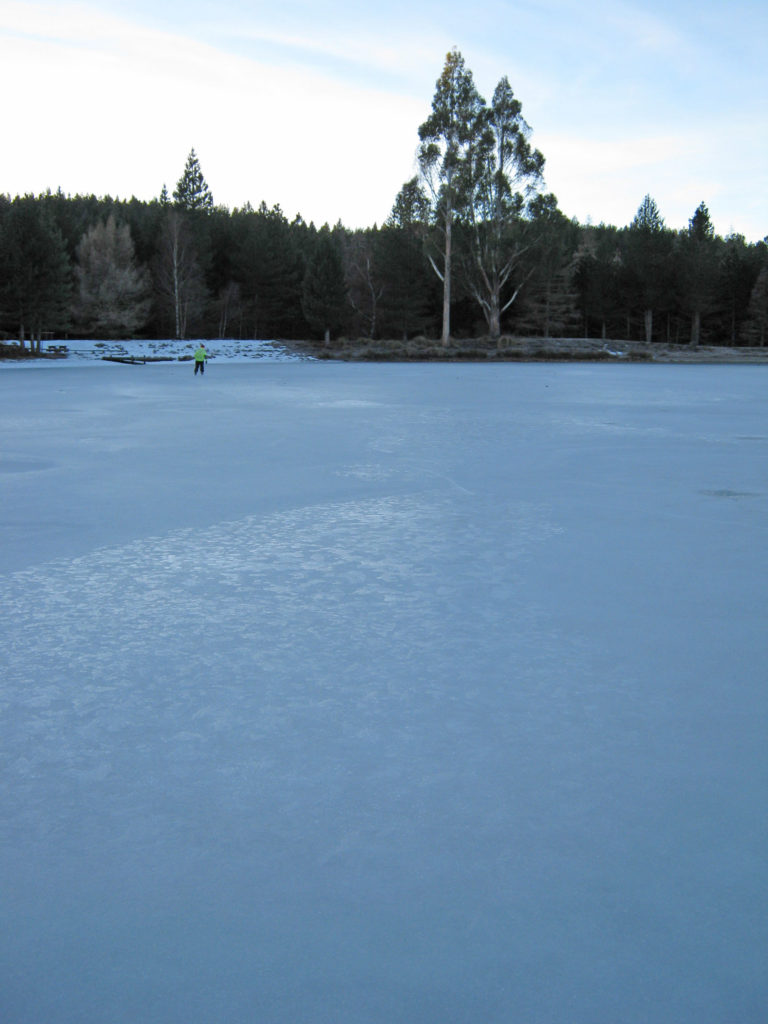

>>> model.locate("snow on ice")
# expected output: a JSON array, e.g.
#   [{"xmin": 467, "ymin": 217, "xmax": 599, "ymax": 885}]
[{"xmin": 1, "ymin": 353, "xmax": 766, "ymax": 1023}]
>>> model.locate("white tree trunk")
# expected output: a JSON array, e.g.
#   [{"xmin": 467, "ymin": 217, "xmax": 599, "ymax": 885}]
[{"xmin": 442, "ymin": 214, "xmax": 452, "ymax": 346}]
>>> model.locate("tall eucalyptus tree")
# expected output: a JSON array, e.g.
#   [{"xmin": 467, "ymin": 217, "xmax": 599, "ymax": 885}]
[
  {"xmin": 462, "ymin": 76, "xmax": 545, "ymax": 338},
  {"xmin": 418, "ymin": 49, "xmax": 485, "ymax": 344}
]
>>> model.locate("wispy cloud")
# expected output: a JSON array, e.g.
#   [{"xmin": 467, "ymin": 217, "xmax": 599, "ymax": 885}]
[
  {"xmin": 605, "ymin": 1, "xmax": 687, "ymax": 56},
  {"xmin": 210, "ymin": 21, "xmax": 450, "ymax": 91}
]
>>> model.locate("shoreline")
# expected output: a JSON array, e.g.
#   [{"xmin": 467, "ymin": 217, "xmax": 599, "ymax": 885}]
[
  {"xmin": 3, "ymin": 337, "xmax": 767, "ymax": 366},
  {"xmin": 282, "ymin": 337, "xmax": 768, "ymax": 364}
]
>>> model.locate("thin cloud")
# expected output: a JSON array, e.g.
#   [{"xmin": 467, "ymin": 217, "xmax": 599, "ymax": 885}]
[
  {"xmin": 212, "ymin": 22, "xmax": 450, "ymax": 90},
  {"xmin": 605, "ymin": 1, "xmax": 688, "ymax": 56}
]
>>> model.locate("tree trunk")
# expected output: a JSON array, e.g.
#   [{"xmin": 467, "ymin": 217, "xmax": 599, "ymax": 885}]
[
  {"xmin": 690, "ymin": 310, "xmax": 701, "ymax": 346},
  {"xmin": 488, "ymin": 302, "xmax": 501, "ymax": 339},
  {"xmin": 644, "ymin": 308, "xmax": 653, "ymax": 344},
  {"xmin": 441, "ymin": 215, "xmax": 452, "ymax": 345},
  {"xmin": 172, "ymin": 234, "xmax": 182, "ymax": 341}
]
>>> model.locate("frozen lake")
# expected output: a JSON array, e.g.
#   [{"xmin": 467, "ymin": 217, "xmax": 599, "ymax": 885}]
[{"xmin": 1, "ymin": 359, "xmax": 766, "ymax": 1023}]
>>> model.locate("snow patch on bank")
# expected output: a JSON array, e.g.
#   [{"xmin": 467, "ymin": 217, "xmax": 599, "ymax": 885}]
[{"xmin": 3, "ymin": 338, "xmax": 308, "ymax": 366}]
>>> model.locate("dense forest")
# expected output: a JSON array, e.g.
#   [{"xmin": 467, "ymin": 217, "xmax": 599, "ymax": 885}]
[{"xmin": 1, "ymin": 50, "xmax": 766, "ymax": 350}]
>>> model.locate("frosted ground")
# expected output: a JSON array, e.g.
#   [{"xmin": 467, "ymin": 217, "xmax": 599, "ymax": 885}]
[{"xmin": 1, "ymin": 346, "xmax": 766, "ymax": 1024}]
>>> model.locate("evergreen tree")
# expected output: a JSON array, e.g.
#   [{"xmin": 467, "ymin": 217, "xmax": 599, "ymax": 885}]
[
  {"xmin": 389, "ymin": 177, "xmax": 432, "ymax": 229},
  {"xmin": 624, "ymin": 195, "xmax": 674, "ymax": 342},
  {"xmin": 203, "ymin": 205, "xmax": 241, "ymax": 337},
  {"xmin": 173, "ymin": 149, "xmax": 214, "ymax": 212},
  {"xmin": 677, "ymin": 202, "xmax": 719, "ymax": 345},
  {"xmin": 717, "ymin": 234, "xmax": 759, "ymax": 344},
  {"xmin": 236, "ymin": 203, "xmax": 305, "ymax": 338},
  {"xmin": 514, "ymin": 196, "xmax": 579, "ymax": 338},
  {"xmin": 375, "ymin": 180, "xmax": 436, "ymax": 340},
  {"xmin": 375, "ymin": 226, "xmax": 436, "ymax": 340},
  {"xmin": 633, "ymin": 193, "xmax": 665, "ymax": 233},
  {"xmin": 742, "ymin": 263, "xmax": 768, "ymax": 345},
  {"xmin": 0, "ymin": 198, "xmax": 72, "ymax": 347},
  {"xmin": 301, "ymin": 229, "xmax": 348, "ymax": 343},
  {"xmin": 573, "ymin": 226, "xmax": 623, "ymax": 339},
  {"xmin": 39, "ymin": 187, "xmax": 108, "ymax": 260},
  {"xmin": 123, "ymin": 196, "xmax": 168, "ymax": 268},
  {"xmin": 74, "ymin": 215, "xmax": 151, "ymax": 337},
  {"xmin": 165, "ymin": 155, "xmax": 215, "ymax": 330}
]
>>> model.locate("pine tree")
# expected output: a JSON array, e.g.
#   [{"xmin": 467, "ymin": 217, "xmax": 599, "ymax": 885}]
[
  {"xmin": 514, "ymin": 196, "xmax": 579, "ymax": 338},
  {"xmin": 173, "ymin": 149, "xmax": 214, "ymax": 212},
  {"xmin": 515, "ymin": 263, "xmax": 580, "ymax": 338},
  {"xmin": 624, "ymin": 195, "xmax": 673, "ymax": 343},
  {"xmin": 375, "ymin": 180, "xmax": 435, "ymax": 340},
  {"xmin": 301, "ymin": 229, "xmax": 348, "ymax": 343},
  {"xmin": 717, "ymin": 234, "xmax": 756, "ymax": 344},
  {"xmin": 742, "ymin": 264, "xmax": 768, "ymax": 345},
  {"xmin": 677, "ymin": 202, "xmax": 718, "ymax": 345},
  {"xmin": 573, "ymin": 227, "xmax": 623, "ymax": 339},
  {"xmin": 0, "ymin": 198, "xmax": 72, "ymax": 347},
  {"xmin": 237, "ymin": 203, "xmax": 305, "ymax": 338}
]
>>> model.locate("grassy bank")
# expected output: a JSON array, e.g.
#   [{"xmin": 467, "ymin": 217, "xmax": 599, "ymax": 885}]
[{"xmin": 283, "ymin": 336, "xmax": 768, "ymax": 364}]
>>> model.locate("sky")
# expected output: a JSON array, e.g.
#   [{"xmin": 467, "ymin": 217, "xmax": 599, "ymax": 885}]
[{"xmin": 1, "ymin": 0, "xmax": 766, "ymax": 239}]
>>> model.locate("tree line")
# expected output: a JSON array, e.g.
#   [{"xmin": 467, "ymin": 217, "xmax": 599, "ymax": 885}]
[{"xmin": 1, "ymin": 51, "xmax": 766, "ymax": 350}]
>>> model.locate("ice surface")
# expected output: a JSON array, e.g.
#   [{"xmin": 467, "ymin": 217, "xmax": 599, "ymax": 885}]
[{"xmin": 1, "ymin": 359, "xmax": 766, "ymax": 1023}]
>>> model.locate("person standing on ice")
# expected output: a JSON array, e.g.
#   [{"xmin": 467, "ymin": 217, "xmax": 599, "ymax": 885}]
[{"xmin": 193, "ymin": 344, "xmax": 208, "ymax": 375}]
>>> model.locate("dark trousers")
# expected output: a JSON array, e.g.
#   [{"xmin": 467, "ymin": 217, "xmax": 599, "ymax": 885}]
[{"xmin": 194, "ymin": 360, "xmax": 205, "ymax": 375}]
